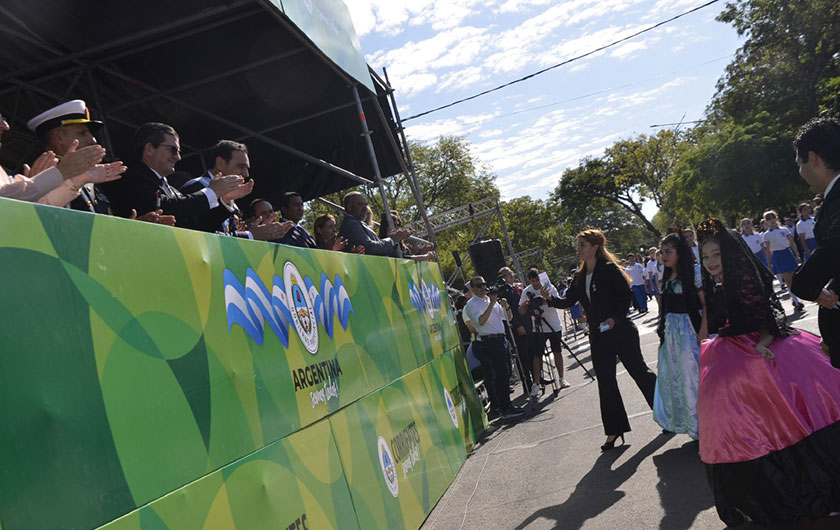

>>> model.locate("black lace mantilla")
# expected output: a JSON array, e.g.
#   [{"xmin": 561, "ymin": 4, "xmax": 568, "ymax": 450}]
[{"xmin": 697, "ymin": 219, "xmax": 791, "ymax": 338}]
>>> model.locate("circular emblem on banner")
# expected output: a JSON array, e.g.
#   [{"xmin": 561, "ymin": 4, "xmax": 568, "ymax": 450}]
[
  {"xmin": 284, "ymin": 262, "xmax": 319, "ymax": 354},
  {"xmin": 444, "ymin": 388, "xmax": 459, "ymax": 428},
  {"xmin": 378, "ymin": 436, "xmax": 399, "ymax": 497}
]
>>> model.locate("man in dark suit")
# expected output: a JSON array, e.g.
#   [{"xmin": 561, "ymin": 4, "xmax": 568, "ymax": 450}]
[
  {"xmin": 103, "ymin": 123, "xmax": 249, "ymax": 230},
  {"xmin": 276, "ymin": 192, "xmax": 317, "ymax": 248},
  {"xmin": 338, "ymin": 191, "xmax": 411, "ymax": 256},
  {"xmin": 791, "ymin": 117, "xmax": 840, "ymax": 366}
]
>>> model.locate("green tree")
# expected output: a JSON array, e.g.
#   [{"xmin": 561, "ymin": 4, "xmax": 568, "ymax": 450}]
[
  {"xmin": 553, "ymin": 156, "xmax": 661, "ymax": 238},
  {"xmin": 608, "ymin": 129, "xmax": 687, "ymax": 224},
  {"xmin": 716, "ymin": 0, "xmax": 840, "ymax": 118}
]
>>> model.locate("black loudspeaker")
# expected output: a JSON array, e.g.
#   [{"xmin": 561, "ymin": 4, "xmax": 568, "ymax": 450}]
[{"xmin": 468, "ymin": 239, "xmax": 505, "ymax": 282}]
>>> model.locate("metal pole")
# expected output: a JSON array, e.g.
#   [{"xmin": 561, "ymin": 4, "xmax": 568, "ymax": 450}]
[
  {"xmin": 496, "ymin": 200, "xmax": 524, "ymax": 282},
  {"xmin": 351, "ymin": 84, "xmax": 402, "ymax": 258},
  {"xmin": 380, "ymin": 67, "xmax": 441, "ymax": 266},
  {"xmin": 369, "ymin": 85, "xmax": 441, "ymax": 270}
]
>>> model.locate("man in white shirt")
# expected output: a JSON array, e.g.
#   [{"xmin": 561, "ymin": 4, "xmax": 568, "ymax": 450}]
[
  {"xmin": 464, "ymin": 276, "xmax": 524, "ymax": 419},
  {"xmin": 519, "ymin": 268, "xmax": 571, "ymax": 396},
  {"xmin": 625, "ymin": 254, "xmax": 648, "ymax": 314}
]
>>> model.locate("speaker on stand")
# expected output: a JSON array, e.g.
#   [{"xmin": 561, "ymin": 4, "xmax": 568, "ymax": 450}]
[{"xmin": 468, "ymin": 239, "xmax": 505, "ymax": 282}]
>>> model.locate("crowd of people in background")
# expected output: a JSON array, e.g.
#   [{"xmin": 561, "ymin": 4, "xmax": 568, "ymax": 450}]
[
  {"xmin": 451, "ymin": 116, "xmax": 840, "ymax": 528},
  {"xmin": 0, "ymin": 99, "xmax": 437, "ymax": 262}
]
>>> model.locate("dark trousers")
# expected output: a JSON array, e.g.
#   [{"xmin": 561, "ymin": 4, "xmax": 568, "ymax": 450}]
[
  {"xmin": 513, "ymin": 332, "xmax": 534, "ymax": 389},
  {"xmin": 589, "ymin": 320, "xmax": 656, "ymax": 435},
  {"xmin": 473, "ymin": 337, "xmax": 511, "ymax": 410}
]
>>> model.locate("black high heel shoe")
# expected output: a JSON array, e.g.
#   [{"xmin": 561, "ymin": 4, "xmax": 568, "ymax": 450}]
[{"xmin": 601, "ymin": 434, "xmax": 625, "ymax": 451}]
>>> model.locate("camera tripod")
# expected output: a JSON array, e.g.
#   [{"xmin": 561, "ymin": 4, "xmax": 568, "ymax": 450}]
[
  {"xmin": 502, "ymin": 316, "xmax": 540, "ymax": 411},
  {"xmin": 531, "ymin": 309, "xmax": 594, "ymax": 396}
]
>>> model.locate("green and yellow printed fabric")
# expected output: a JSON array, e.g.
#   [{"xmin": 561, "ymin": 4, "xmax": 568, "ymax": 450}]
[
  {"xmin": 0, "ymin": 199, "xmax": 465, "ymax": 530},
  {"xmin": 329, "ymin": 368, "xmax": 457, "ymax": 530},
  {"xmin": 99, "ymin": 419, "xmax": 357, "ymax": 530}
]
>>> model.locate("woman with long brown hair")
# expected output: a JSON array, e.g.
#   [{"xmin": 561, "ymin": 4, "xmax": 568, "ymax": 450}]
[{"xmin": 544, "ymin": 229, "xmax": 657, "ymax": 450}]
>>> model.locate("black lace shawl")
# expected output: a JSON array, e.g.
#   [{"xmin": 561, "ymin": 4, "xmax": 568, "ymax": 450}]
[{"xmin": 697, "ymin": 219, "xmax": 791, "ymax": 338}]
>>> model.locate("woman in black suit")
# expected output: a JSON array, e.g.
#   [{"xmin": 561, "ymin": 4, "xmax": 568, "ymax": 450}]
[{"xmin": 545, "ymin": 229, "xmax": 657, "ymax": 450}]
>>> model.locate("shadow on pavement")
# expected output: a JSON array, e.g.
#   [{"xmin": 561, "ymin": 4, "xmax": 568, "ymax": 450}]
[
  {"xmin": 653, "ymin": 439, "xmax": 714, "ymax": 530},
  {"xmin": 513, "ymin": 433, "xmax": 671, "ymax": 530}
]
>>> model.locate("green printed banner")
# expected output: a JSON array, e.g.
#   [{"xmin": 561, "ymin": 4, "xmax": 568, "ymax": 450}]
[
  {"xmin": 99, "ymin": 419, "xmax": 358, "ymax": 530},
  {"xmin": 329, "ymin": 368, "xmax": 455, "ymax": 530},
  {"xmin": 419, "ymin": 348, "xmax": 486, "ymax": 469},
  {"xmin": 451, "ymin": 347, "xmax": 488, "ymax": 450},
  {"xmin": 0, "ymin": 199, "xmax": 458, "ymax": 530}
]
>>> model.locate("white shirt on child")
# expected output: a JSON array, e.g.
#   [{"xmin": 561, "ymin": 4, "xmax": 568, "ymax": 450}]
[
  {"xmin": 763, "ymin": 226, "xmax": 792, "ymax": 252},
  {"xmin": 741, "ymin": 232, "xmax": 765, "ymax": 254},
  {"xmin": 625, "ymin": 263, "xmax": 645, "ymax": 286},
  {"xmin": 796, "ymin": 217, "xmax": 816, "ymax": 240}
]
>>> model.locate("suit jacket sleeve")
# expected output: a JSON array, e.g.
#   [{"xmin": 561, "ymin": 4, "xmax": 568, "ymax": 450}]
[
  {"xmin": 546, "ymin": 279, "xmax": 580, "ymax": 309},
  {"xmin": 792, "ymin": 204, "xmax": 840, "ymax": 300},
  {"xmin": 103, "ymin": 166, "xmax": 212, "ymax": 221},
  {"xmin": 339, "ymin": 216, "xmax": 395, "ymax": 256}
]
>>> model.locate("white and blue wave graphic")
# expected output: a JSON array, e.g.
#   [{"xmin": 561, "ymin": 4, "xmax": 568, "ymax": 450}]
[
  {"xmin": 224, "ymin": 268, "xmax": 353, "ymax": 347},
  {"xmin": 408, "ymin": 279, "xmax": 443, "ymax": 318}
]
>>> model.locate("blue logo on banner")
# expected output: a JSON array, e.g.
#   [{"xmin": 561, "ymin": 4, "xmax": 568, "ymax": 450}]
[
  {"xmin": 223, "ymin": 262, "xmax": 353, "ymax": 351},
  {"xmin": 408, "ymin": 278, "xmax": 443, "ymax": 318}
]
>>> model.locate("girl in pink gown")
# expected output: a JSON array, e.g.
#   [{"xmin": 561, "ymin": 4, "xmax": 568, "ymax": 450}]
[{"xmin": 697, "ymin": 218, "xmax": 840, "ymax": 527}]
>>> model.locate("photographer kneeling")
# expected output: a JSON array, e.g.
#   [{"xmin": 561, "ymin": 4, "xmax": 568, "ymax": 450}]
[
  {"xmin": 519, "ymin": 268, "xmax": 571, "ymax": 396},
  {"xmin": 464, "ymin": 276, "xmax": 525, "ymax": 419}
]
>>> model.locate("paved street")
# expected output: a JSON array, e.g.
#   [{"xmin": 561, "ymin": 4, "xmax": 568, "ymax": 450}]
[{"xmin": 423, "ymin": 288, "xmax": 838, "ymax": 530}]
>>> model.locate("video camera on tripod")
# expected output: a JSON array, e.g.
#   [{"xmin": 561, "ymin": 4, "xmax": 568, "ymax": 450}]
[{"xmin": 525, "ymin": 291, "xmax": 545, "ymax": 317}]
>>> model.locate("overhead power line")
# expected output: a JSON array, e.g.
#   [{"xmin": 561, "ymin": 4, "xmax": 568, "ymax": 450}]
[{"xmin": 403, "ymin": 0, "xmax": 722, "ymax": 122}]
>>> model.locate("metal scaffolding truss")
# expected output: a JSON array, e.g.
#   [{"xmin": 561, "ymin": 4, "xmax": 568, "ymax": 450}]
[
  {"xmin": 405, "ymin": 195, "xmax": 524, "ymax": 286},
  {"xmin": 406, "ymin": 195, "xmax": 499, "ymax": 238},
  {"xmin": 515, "ymin": 247, "xmax": 543, "ymax": 268}
]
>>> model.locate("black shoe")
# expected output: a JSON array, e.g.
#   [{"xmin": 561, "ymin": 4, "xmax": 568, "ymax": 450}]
[
  {"xmin": 794, "ymin": 302, "xmax": 805, "ymax": 311},
  {"xmin": 601, "ymin": 434, "xmax": 625, "ymax": 451},
  {"xmin": 509, "ymin": 386, "xmax": 516, "ymax": 394},
  {"xmin": 540, "ymin": 378, "xmax": 555, "ymax": 385},
  {"xmin": 501, "ymin": 406, "xmax": 525, "ymax": 419}
]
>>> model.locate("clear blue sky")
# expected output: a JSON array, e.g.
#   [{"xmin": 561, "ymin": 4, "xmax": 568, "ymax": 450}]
[{"xmin": 345, "ymin": 0, "xmax": 743, "ymax": 216}]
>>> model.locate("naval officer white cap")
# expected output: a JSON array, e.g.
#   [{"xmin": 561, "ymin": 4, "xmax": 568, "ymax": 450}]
[{"xmin": 27, "ymin": 99, "xmax": 103, "ymax": 139}]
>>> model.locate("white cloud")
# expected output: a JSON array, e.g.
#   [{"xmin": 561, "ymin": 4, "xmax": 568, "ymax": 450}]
[
  {"xmin": 344, "ymin": 0, "xmax": 485, "ymax": 36},
  {"xmin": 610, "ymin": 39, "xmax": 650, "ymax": 59}
]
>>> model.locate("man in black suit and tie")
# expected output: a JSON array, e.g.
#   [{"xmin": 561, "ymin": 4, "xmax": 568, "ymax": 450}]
[
  {"xmin": 276, "ymin": 192, "xmax": 317, "ymax": 248},
  {"xmin": 791, "ymin": 117, "xmax": 840, "ymax": 366},
  {"xmin": 103, "ymin": 123, "xmax": 249, "ymax": 230},
  {"xmin": 338, "ymin": 191, "xmax": 411, "ymax": 256}
]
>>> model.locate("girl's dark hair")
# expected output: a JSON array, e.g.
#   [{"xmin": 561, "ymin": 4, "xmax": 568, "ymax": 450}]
[{"xmin": 657, "ymin": 230, "xmax": 702, "ymax": 342}]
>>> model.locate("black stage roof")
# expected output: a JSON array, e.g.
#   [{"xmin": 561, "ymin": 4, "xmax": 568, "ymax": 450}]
[{"xmin": 0, "ymin": 0, "xmax": 404, "ymax": 203}]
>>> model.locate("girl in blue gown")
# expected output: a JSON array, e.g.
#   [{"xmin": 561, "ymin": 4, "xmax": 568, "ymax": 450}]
[{"xmin": 652, "ymin": 231, "xmax": 707, "ymax": 438}]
